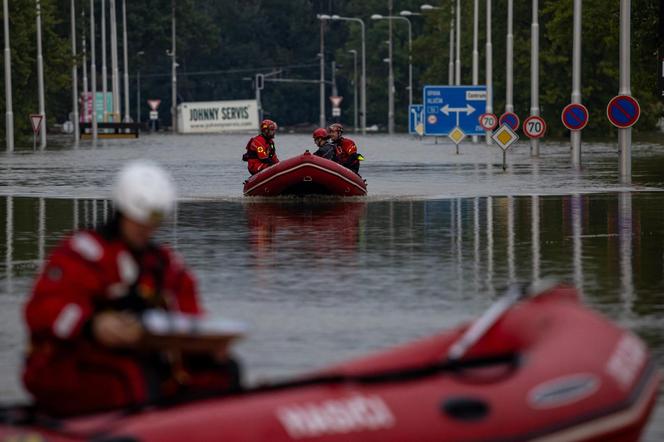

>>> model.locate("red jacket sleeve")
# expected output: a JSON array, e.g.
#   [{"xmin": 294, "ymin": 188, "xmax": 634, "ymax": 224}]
[
  {"xmin": 161, "ymin": 248, "xmax": 202, "ymax": 315},
  {"xmin": 25, "ymin": 241, "xmax": 99, "ymax": 341}
]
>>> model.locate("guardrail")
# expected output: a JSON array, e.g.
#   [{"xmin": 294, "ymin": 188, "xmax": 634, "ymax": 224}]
[{"xmin": 80, "ymin": 122, "xmax": 140, "ymax": 139}]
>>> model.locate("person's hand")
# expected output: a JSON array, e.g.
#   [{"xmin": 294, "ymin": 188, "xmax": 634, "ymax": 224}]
[{"xmin": 92, "ymin": 311, "xmax": 144, "ymax": 348}]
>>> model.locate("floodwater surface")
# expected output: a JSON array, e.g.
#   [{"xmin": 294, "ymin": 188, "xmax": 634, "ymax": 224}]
[{"xmin": 1, "ymin": 133, "xmax": 663, "ymax": 440}]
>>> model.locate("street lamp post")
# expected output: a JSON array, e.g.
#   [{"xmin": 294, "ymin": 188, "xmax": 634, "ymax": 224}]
[
  {"xmin": 70, "ymin": 0, "xmax": 79, "ymax": 142},
  {"xmin": 530, "ymin": 0, "xmax": 540, "ymax": 156},
  {"xmin": 328, "ymin": 15, "xmax": 366, "ymax": 135},
  {"xmin": 421, "ymin": 4, "xmax": 453, "ymax": 85},
  {"xmin": 171, "ymin": 0, "xmax": 177, "ymax": 133},
  {"xmin": 618, "ymin": 0, "xmax": 632, "ymax": 181},
  {"xmin": 122, "ymin": 0, "xmax": 130, "ymax": 122},
  {"xmin": 102, "ymin": 0, "xmax": 107, "ymax": 121},
  {"xmin": 506, "ymin": 0, "xmax": 514, "ymax": 113},
  {"xmin": 110, "ymin": 0, "xmax": 120, "ymax": 121},
  {"xmin": 136, "ymin": 51, "xmax": 144, "ymax": 125},
  {"xmin": 4, "ymin": 0, "xmax": 14, "ymax": 152},
  {"xmin": 36, "ymin": 0, "xmax": 47, "ymax": 149},
  {"xmin": 348, "ymin": 49, "xmax": 358, "ymax": 131},
  {"xmin": 455, "ymin": 0, "xmax": 461, "ymax": 85},
  {"xmin": 571, "ymin": 0, "xmax": 582, "ymax": 166},
  {"xmin": 90, "ymin": 0, "xmax": 97, "ymax": 140},
  {"xmin": 316, "ymin": 14, "xmax": 328, "ymax": 128},
  {"xmin": 81, "ymin": 9, "xmax": 88, "ymax": 127},
  {"xmin": 485, "ymin": 0, "xmax": 493, "ymax": 145},
  {"xmin": 388, "ymin": 0, "xmax": 394, "ymax": 135},
  {"xmin": 372, "ymin": 14, "xmax": 414, "ymax": 109}
]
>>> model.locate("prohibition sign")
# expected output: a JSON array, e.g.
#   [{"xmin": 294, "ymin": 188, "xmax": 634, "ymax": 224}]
[
  {"xmin": 606, "ymin": 95, "xmax": 640, "ymax": 128},
  {"xmin": 561, "ymin": 103, "xmax": 589, "ymax": 131},
  {"xmin": 499, "ymin": 112, "xmax": 520, "ymax": 131},
  {"xmin": 479, "ymin": 113, "xmax": 498, "ymax": 130},
  {"xmin": 523, "ymin": 116, "xmax": 547, "ymax": 139}
]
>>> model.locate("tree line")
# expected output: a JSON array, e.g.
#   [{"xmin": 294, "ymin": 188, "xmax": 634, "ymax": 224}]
[{"xmin": 1, "ymin": 0, "xmax": 661, "ymax": 146}]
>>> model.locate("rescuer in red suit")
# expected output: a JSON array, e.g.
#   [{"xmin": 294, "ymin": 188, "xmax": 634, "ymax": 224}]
[
  {"xmin": 327, "ymin": 123, "xmax": 362, "ymax": 175},
  {"xmin": 22, "ymin": 160, "xmax": 240, "ymax": 417},
  {"xmin": 311, "ymin": 127, "xmax": 336, "ymax": 161},
  {"xmin": 243, "ymin": 119, "xmax": 280, "ymax": 175}
]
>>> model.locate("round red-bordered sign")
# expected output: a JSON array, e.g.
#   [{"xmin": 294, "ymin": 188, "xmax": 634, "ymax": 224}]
[
  {"xmin": 523, "ymin": 115, "xmax": 547, "ymax": 139},
  {"xmin": 606, "ymin": 95, "xmax": 640, "ymax": 128},
  {"xmin": 499, "ymin": 112, "xmax": 520, "ymax": 131},
  {"xmin": 478, "ymin": 113, "xmax": 498, "ymax": 130},
  {"xmin": 561, "ymin": 103, "xmax": 589, "ymax": 131}
]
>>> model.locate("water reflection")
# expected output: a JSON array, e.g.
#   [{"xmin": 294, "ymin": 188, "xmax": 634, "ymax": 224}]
[{"xmin": 244, "ymin": 201, "xmax": 368, "ymax": 268}]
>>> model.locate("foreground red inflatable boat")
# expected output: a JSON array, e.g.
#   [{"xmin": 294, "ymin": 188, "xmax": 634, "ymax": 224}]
[
  {"xmin": 0, "ymin": 284, "xmax": 659, "ymax": 441},
  {"xmin": 243, "ymin": 151, "xmax": 367, "ymax": 197}
]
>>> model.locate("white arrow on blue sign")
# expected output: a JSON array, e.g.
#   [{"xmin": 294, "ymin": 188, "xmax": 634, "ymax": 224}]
[
  {"xmin": 423, "ymin": 85, "xmax": 487, "ymax": 136},
  {"xmin": 409, "ymin": 104, "xmax": 424, "ymax": 135}
]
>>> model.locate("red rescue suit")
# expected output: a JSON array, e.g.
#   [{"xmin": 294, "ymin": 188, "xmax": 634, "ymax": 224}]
[
  {"xmin": 23, "ymin": 223, "xmax": 239, "ymax": 416},
  {"xmin": 332, "ymin": 137, "xmax": 361, "ymax": 174},
  {"xmin": 244, "ymin": 134, "xmax": 279, "ymax": 175}
]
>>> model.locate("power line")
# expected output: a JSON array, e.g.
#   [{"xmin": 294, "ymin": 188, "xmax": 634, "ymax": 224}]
[{"xmin": 136, "ymin": 63, "xmax": 319, "ymax": 79}]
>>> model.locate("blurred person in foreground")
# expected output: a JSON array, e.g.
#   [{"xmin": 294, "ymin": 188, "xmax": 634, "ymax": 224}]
[
  {"xmin": 243, "ymin": 119, "xmax": 280, "ymax": 175},
  {"xmin": 327, "ymin": 123, "xmax": 363, "ymax": 175},
  {"xmin": 23, "ymin": 160, "xmax": 241, "ymax": 417}
]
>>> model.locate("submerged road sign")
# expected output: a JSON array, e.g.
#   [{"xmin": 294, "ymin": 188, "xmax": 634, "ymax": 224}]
[
  {"xmin": 606, "ymin": 95, "xmax": 640, "ymax": 128},
  {"xmin": 499, "ymin": 112, "xmax": 520, "ymax": 131},
  {"xmin": 561, "ymin": 103, "xmax": 589, "ymax": 131},
  {"xmin": 409, "ymin": 105, "xmax": 424, "ymax": 135},
  {"xmin": 423, "ymin": 86, "xmax": 486, "ymax": 136},
  {"xmin": 523, "ymin": 116, "xmax": 547, "ymax": 139}
]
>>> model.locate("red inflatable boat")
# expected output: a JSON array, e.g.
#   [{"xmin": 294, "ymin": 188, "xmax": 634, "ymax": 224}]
[
  {"xmin": 243, "ymin": 151, "xmax": 367, "ymax": 197},
  {"xmin": 0, "ymin": 284, "xmax": 659, "ymax": 441}
]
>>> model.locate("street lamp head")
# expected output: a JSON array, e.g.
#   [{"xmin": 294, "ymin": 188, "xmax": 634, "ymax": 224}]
[
  {"xmin": 137, "ymin": 51, "xmax": 145, "ymax": 56},
  {"xmin": 371, "ymin": 14, "xmax": 384, "ymax": 20},
  {"xmin": 317, "ymin": 14, "xmax": 331, "ymax": 20},
  {"xmin": 400, "ymin": 10, "xmax": 420, "ymax": 16},
  {"xmin": 420, "ymin": 4, "xmax": 437, "ymax": 11},
  {"xmin": 331, "ymin": 14, "xmax": 340, "ymax": 19},
  {"xmin": 348, "ymin": 49, "xmax": 357, "ymax": 54}
]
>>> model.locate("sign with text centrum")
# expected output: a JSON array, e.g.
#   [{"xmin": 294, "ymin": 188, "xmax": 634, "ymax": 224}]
[{"xmin": 177, "ymin": 100, "xmax": 259, "ymax": 134}]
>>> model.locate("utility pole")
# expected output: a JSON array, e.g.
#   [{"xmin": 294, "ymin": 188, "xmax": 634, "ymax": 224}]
[
  {"xmin": 530, "ymin": 0, "xmax": 540, "ymax": 156},
  {"xmin": 506, "ymin": 0, "xmax": 514, "ymax": 112},
  {"xmin": 36, "ymin": 0, "xmax": 47, "ymax": 149},
  {"xmin": 122, "ymin": 0, "xmax": 129, "ymax": 122},
  {"xmin": 387, "ymin": 0, "xmax": 395, "ymax": 134},
  {"xmin": 102, "ymin": 0, "xmax": 107, "ymax": 121},
  {"xmin": 82, "ymin": 9, "xmax": 88, "ymax": 127},
  {"xmin": 319, "ymin": 17, "xmax": 326, "ymax": 128},
  {"xmin": 71, "ymin": 0, "xmax": 79, "ymax": 142},
  {"xmin": 171, "ymin": 0, "xmax": 177, "ymax": 132},
  {"xmin": 571, "ymin": 0, "xmax": 582, "ymax": 167},
  {"xmin": 349, "ymin": 49, "xmax": 358, "ymax": 132},
  {"xmin": 90, "ymin": 0, "xmax": 97, "ymax": 140},
  {"xmin": 3, "ymin": 0, "xmax": 14, "ymax": 152},
  {"xmin": 455, "ymin": 0, "xmax": 461, "ymax": 85},
  {"xmin": 449, "ymin": 5, "xmax": 454, "ymax": 85},
  {"xmin": 485, "ymin": 0, "xmax": 493, "ymax": 145},
  {"xmin": 110, "ymin": 0, "xmax": 120, "ymax": 121},
  {"xmin": 618, "ymin": 0, "xmax": 632, "ymax": 181},
  {"xmin": 472, "ymin": 0, "xmax": 479, "ymax": 142}
]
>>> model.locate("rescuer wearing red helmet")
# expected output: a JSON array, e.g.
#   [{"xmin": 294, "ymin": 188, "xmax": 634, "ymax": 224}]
[
  {"xmin": 311, "ymin": 127, "xmax": 336, "ymax": 161},
  {"xmin": 243, "ymin": 119, "xmax": 280, "ymax": 175},
  {"xmin": 327, "ymin": 123, "xmax": 362, "ymax": 174},
  {"xmin": 23, "ymin": 160, "xmax": 241, "ymax": 417}
]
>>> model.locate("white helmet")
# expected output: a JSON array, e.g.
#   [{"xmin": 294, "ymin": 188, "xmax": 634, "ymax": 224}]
[{"xmin": 112, "ymin": 160, "xmax": 176, "ymax": 224}]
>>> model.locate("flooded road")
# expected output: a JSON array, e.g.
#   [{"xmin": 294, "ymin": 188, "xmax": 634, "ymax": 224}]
[{"xmin": 1, "ymin": 133, "xmax": 663, "ymax": 439}]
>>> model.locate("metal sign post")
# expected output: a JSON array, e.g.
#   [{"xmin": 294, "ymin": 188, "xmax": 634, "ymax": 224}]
[
  {"xmin": 491, "ymin": 124, "xmax": 519, "ymax": 170},
  {"xmin": 30, "ymin": 114, "xmax": 43, "ymax": 151},
  {"xmin": 570, "ymin": 0, "xmax": 583, "ymax": 168},
  {"xmin": 617, "ymin": 0, "xmax": 632, "ymax": 182}
]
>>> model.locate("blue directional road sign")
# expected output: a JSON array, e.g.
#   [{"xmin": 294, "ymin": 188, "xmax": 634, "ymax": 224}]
[
  {"xmin": 409, "ymin": 104, "xmax": 424, "ymax": 135},
  {"xmin": 423, "ymin": 85, "xmax": 487, "ymax": 136}
]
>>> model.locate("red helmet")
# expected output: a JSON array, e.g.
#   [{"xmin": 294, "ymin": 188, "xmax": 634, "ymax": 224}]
[
  {"xmin": 260, "ymin": 119, "xmax": 278, "ymax": 137},
  {"xmin": 327, "ymin": 123, "xmax": 344, "ymax": 134},
  {"xmin": 312, "ymin": 128, "xmax": 329, "ymax": 139}
]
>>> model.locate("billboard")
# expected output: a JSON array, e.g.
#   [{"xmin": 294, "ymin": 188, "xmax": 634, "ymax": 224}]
[{"xmin": 177, "ymin": 100, "xmax": 259, "ymax": 134}]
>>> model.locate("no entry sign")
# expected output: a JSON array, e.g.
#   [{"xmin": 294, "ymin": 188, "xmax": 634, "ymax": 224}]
[
  {"xmin": 523, "ymin": 116, "xmax": 547, "ymax": 139},
  {"xmin": 499, "ymin": 112, "xmax": 520, "ymax": 131},
  {"xmin": 606, "ymin": 95, "xmax": 640, "ymax": 128},
  {"xmin": 561, "ymin": 103, "xmax": 589, "ymax": 131}
]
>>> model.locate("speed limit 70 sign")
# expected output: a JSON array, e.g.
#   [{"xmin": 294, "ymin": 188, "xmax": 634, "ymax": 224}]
[
  {"xmin": 479, "ymin": 113, "xmax": 498, "ymax": 130},
  {"xmin": 523, "ymin": 116, "xmax": 547, "ymax": 139}
]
